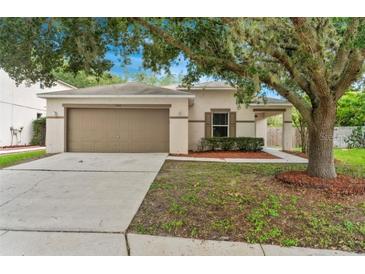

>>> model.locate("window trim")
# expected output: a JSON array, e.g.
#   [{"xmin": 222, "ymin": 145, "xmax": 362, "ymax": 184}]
[{"xmin": 211, "ymin": 111, "xmax": 229, "ymax": 137}]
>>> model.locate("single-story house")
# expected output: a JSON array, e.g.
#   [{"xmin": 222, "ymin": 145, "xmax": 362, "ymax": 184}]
[{"xmin": 38, "ymin": 81, "xmax": 293, "ymax": 154}]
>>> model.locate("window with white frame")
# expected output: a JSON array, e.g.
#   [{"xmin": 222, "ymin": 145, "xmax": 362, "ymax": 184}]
[{"xmin": 212, "ymin": 112, "xmax": 229, "ymax": 137}]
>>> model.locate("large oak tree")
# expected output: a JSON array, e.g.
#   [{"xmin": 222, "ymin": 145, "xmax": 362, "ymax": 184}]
[{"xmin": 0, "ymin": 17, "xmax": 364, "ymax": 178}]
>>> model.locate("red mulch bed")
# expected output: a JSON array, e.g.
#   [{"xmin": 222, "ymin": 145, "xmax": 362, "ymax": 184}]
[
  {"xmin": 172, "ymin": 150, "xmax": 279, "ymax": 159},
  {"xmin": 276, "ymin": 171, "xmax": 365, "ymax": 195}
]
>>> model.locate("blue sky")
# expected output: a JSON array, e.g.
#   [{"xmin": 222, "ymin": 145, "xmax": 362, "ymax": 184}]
[
  {"xmin": 106, "ymin": 52, "xmax": 188, "ymax": 78},
  {"xmin": 106, "ymin": 51, "xmax": 280, "ymax": 98}
]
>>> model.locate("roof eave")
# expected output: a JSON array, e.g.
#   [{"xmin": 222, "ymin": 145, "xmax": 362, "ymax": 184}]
[
  {"xmin": 37, "ymin": 94, "xmax": 196, "ymax": 99},
  {"xmin": 249, "ymin": 103, "xmax": 292, "ymax": 107},
  {"xmin": 55, "ymin": 80, "xmax": 77, "ymax": 89},
  {"xmin": 177, "ymin": 87, "xmax": 236, "ymax": 91}
]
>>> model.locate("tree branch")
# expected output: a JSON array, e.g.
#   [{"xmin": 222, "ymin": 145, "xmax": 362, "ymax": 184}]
[
  {"xmin": 132, "ymin": 18, "xmax": 250, "ymax": 78},
  {"xmin": 222, "ymin": 18, "xmax": 314, "ymax": 96},
  {"xmin": 222, "ymin": 18, "xmax": 319, "ymax": 107},
  {"xmin": 333, "ymin": 49, "xmax": 365, "ymax": 100},
  {"xmin": 134, "ymin": 17, "xmax": 313, "ymax": 125},
  {"xmin": 269, "ymin": 50, "xmax": 309, "ymax": 90},
  {"xmin": 261, "ymin": 74, "xmax": 313, "ymax": 125},
  {"xmin": 290, "ymin": 18, "xmax": 331, "ymax": 97},
  {"xmin": 290, "ymin": 18, "xmax": 322, "ymax": 58},
  {"xmin": 331, "ymin": 18, "xmax": 360, "ymax": 81}
]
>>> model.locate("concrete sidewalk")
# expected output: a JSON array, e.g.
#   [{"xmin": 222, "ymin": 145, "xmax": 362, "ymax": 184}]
[
  {"xmin": 0, "ymin": 230, "xmax": 127, "ymax": 256},
  {"xmin": 167, "ymin": 148, "xmax": 307, "ymax": 164},
  {"xmin": 126, "ymin": 234, "xmax": 361, "ymax": 256}
]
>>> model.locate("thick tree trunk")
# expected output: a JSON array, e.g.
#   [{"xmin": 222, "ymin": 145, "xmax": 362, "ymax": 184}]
[
  {"xmin": 307, "ymin": 126, "xmax": 336, "ymax": 178},
  {"xmin": 306, "ymin": 102, "xmax": 337, "ymax": 179}
]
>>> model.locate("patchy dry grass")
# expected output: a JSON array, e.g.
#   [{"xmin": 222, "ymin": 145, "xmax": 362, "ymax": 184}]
[{"xmin": 129, "ymin": 161, "xmax": 365, "ymax": 253}]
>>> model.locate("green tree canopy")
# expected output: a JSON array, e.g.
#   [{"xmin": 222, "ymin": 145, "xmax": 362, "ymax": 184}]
[
  {"xmin": 54, "ymin": 68, "xmax": 183, "ymax": 88},
  {"xmin": 54, "ymin": 69, "xmax": 126, "ymax": 88},
  {"xmin": 129, "ymin": 71, "xmax": 183, "ymax": 86}
]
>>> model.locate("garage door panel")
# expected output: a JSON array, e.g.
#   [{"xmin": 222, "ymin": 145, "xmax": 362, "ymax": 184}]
[
  {"xmin": 94, "ymin": 141, "xmax": 123, "ymax": 153},
  {"xmin": 68, "ymin": 141, "xmax": 95, "ymax": 152},
  {"xmin": 67, "ymin": 108, "xmax": 169, "ymax": 153}
]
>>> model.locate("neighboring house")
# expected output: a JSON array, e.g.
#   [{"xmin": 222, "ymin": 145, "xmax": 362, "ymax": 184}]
[
  {"xmin": 0, "ymin": 69, "xmax": 75, "ymax": 147},
  {"xmin": 38, "ymin": 81, "xmax": 293, "ymax": 154}
]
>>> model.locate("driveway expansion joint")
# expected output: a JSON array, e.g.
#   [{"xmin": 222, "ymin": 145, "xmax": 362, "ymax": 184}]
[
  {"xmin": 259, "ymin": 244, "xmax": 266, "ymax": 256},
  {"xmin": 124, "ymin": 233, "xmax": 131, "ymax": 256}
]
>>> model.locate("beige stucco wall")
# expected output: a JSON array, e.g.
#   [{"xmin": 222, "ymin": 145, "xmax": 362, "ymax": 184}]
[
  {"xmin": 46, "ymin": 118, "xmax": 64, "ymax": 153},
  {"xmin": 170, "ymin": 118, "xmax": 189, "ymax": 154},
  {"xmin": 45, "ymin": 90, "xmax": 293, "ymax": 154},
  {"xmin": 45, "ymin": 97, "xmax": 189, "ymax": 154},
  {"xmin": 188, "ymin": 90, "xmax": 256, "ymax": 150},
  {"xmin": 282, "ymin": 108, "xmax": 293, "ymax": 150},
  {"xmin": 187, "ymin": 89, "xmax": 293, "ymax": 151},
  {"xmin": 255, "ymin": 113, "xmax": 267, "ymax": 146}
]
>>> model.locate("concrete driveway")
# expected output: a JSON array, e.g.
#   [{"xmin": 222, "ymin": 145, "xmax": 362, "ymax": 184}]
[{"xmin": 0, "ymin": 153, "xmax": 166, "ymax": 255}]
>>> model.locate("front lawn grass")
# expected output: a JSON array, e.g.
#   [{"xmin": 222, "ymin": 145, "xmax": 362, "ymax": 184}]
[
  {"xmin": 291, "ymin": 147, "xmax": 365, "ymax": 166},
  {"xmin": 0, "ymin": 150, "xmax": 46, "ymax": 168},
  {"xmin": 334, "ymin": 148, "xmax": 365, "ymax": 166},
  {"xmin": 129, "ymin": 161, "xmax": 365, "ymax": 253}
]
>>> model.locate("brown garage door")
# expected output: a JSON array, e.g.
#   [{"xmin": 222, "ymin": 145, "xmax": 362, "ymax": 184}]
[{"xmin": 67, "ymin": 108, "xmax": 169, "ymax": 152}]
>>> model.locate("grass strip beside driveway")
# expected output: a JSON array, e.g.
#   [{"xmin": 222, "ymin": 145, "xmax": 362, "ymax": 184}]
[{"xmin": 0, "ymin": 150, "xmax": 46, "ymax": 169}]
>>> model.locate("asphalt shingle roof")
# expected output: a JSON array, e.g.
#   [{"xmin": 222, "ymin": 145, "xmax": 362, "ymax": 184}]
[
  {"xmin": 38, "ymin": 81, "xmax": 289, "ymax": 104},
  {"xmin": 38, "ymin": 82, "xmax": 194, "ymax": 97},
  {"xmin": 185, "ymin": 81, "xmax": 233, "ymax": 89},
  {"xmin": 178, "ymin": 81, "xmax": 289, "ymax": 104}
]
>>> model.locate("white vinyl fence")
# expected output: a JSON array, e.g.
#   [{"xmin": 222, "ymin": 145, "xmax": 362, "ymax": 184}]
[
  {"xmin": 333, "ymin": 126, "xmax": 364, "ymax": 148},
  {"xmin": 267, "ymin": 126, "xmax": 364, "ymax": 148}
]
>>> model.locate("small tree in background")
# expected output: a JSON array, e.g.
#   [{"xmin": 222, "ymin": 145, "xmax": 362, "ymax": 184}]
[
  {"xmin": 292, "ymin": 109, "xmax": 308, "ymax": 154},
  {"xmin": 267, "ymin": 115, "xmax": 283, "ymax": 128}
]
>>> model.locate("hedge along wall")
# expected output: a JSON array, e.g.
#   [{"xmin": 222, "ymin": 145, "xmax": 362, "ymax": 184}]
[
  {"xmin": 30, "ymin": 117, "xmax": 46, "ymax": 146},
  {"xmin": 200, "ymin": 137, "xmax": 264, "ymax": 152}
]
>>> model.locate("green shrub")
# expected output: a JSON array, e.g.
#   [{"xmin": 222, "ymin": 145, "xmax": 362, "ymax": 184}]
[
  {"xmin": 221, "ymin": 138, "xmax": 235, "ymax": 150},
  {"xmin": 30, "ymin": 117, "xmax": 46, "ymax": 146},
  {"xmin": 236, "ymin": 138, "xmax": 249, "ymax": 151},
  {"xmin": 200, "ymin": 137, "xmax": 264, "ymax": 152},
  {"xmin": 345, "ymin": 126, "xmax": 365, "ymax": 148}
]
